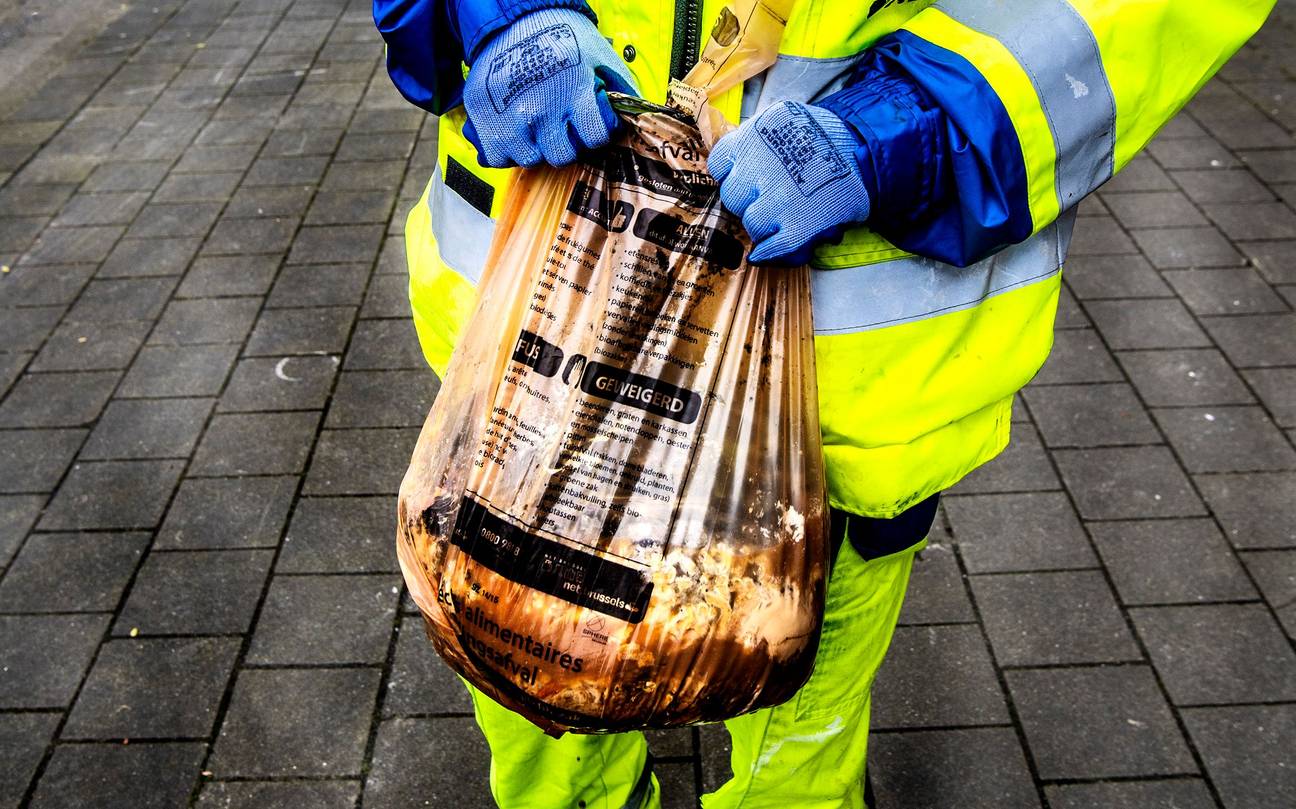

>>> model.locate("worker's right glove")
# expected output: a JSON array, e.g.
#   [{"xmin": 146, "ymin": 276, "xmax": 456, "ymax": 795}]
[
  {"xmin": 462, "ymin": 8, "xmax": 638, "ymax": 168},
  {"xmin": 709, "ymin": 100, "xmax": 872, "ymax": 265}
]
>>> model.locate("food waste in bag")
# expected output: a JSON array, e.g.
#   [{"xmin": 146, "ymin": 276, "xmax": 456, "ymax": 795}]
[{"xmin": 396, "ymin": 0, "xmax": 829, "ymax": 735}]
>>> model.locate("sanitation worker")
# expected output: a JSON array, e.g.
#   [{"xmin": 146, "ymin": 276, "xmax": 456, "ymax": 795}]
[{"xmin": 374, "ymin": 1, "xmax": 1274, "ymax": 806}]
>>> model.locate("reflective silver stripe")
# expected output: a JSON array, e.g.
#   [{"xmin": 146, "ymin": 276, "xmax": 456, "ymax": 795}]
[
  {"xmin": 811, "ymin": 219, "xmax": 1067, "ymax": 335},
  {"xmin": 936, "ymin": 0, "xmax": 1116, "ymax": 209},
  {"xmin": 428, "ymin": 163, "xmax": 496, "ymax": 285},
  {"xmin": 742, "ymin": 53, "xmax": 864, "ymax": 119}
]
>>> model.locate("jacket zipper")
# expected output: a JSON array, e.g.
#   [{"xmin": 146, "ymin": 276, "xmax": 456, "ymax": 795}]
[{"xmin": 669, "ymin": 0, "xmax": 702, "ymax": 81}]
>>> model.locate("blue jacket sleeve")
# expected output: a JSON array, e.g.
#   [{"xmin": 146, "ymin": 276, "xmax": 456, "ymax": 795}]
[
  {"xmin": 374, "ymin": 0, "xmax": 596, "ymax": 116},
  {"xmin": 817, "ymin": 30, "xmax": 1033, "ymax": 268}
]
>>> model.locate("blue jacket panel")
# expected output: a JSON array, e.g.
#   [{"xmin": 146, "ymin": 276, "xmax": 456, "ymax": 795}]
[
  {"xmin": 818, "ymin": 30, "xmax": 1033, "ymax": 268},
  {"xmin": 373, "ymin": 0, "xmax": 593, "ymax": 115}
]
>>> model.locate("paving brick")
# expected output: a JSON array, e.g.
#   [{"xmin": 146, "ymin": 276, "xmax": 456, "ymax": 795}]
[
  {"xmin": 1091, "ymin": 518, "xmax": 1256, "ymax": 606},
  {"xmin": 210, "ymin": 667, "xmax": 381, "ymax": 777},
  {"xmin": 51, "ymin": 192, "xmax": 151, "ymax": 226},
  {"xmin": 29, "ymin": 742, "xmax": 205, "ymax": 809},
  {"xmin": 0, "ymin": 353, "xmax": 27, "ymax": 400},
  {"xmin": 64, "ymin": 637, "xmax": 241, "ymax": 739},
  {"xmin": 344, "ymin": 318, "xmax": 427, "ymax": 369},
  {"xmin": 202, "ymin": 215, "xmax": 299, "ymax": 255},
  {"xmin": 305, "ymin": 189, "xmax": 397, "ymax": 224},
  {"xmin": 0, "ymin": 371, "xmax": 119, "ymax": 427},
  {"xmin": 267, "ymin": 264, "xmax": 370, "ymax": 308},
  {"xmin": 217, "ymin": 355, "xmax": 339, "ymax": 412},
  {"xmin": 1202, "ymin": 314, "xmax": 1296, "ymax": 367},
  {"xmin": 364, "ymin": 718, "xmax": 494, "ymax": 809},
  {"xmin": 1055, "ymin": 446, "xmax": 1205, "ymax": 520},
  {"xmin": 224, "ymin": 185, "xmax": 314, "ymax": 218},
  {"xmin": 248, "ymin": 573, "xmax": 399, "ymax": 664},
  {"xmin": 1244, "ymin": 241, "xmax": 1296, "ymax": 284},
  {"xmin": 1131, "ymin": 604, "xmax": 1296, "ymax": 705},
  {"xmin": 384, "ymin": 615, "xmax": 474, "ymax": 716},
  {"xmin": 196, "ymin": 782, "xmax": 361, "ymax": 809},
  {"xmin": 176, "ymin": 255, "xmax": 281, "ymax": 298},
  {"xmin": 287, "ymin": 223, "xmax": 385, "ymax": 264},
  {"xmin": 1032, "ymin": 328, "xmax": 1123, "ymax": 385},
  {"xmin": 1086, "ymin": 299, "xmax": 1211, "ymax": 350},
  {"xmin": 96, "ymin": 236, "xmax": 200, "ymax": 278},
  {"xmin": 971, "ymin": 570, "xmax": 1139, "ymax": 665},
  {"xmin": 871, "ymin": 624, "xmax": 1007, "ymax": 729},
  {"xmin": 1244, "ymin": 368, "xmax": 1296, "ymax": 428},
  {"xmin": 68, "ymin": 278, "xmax": 178, "ymax": 323},
  {"xmin": 0, "ymin": 614, "xmax": 109, "ymax": 707},
  {"xmin": 1241, "ymin": 550, "xmax": 1296, "ymax": 639},
  {"xmin": 172, "ymin": 144, "xmax": 259, "ymax": 174},
  {"xmin": 304, "ymin": 428, "xmax": 419, "ymax": 495},
  {"xmin": 1063, "ymin": 254, "xmax": 1171, "ymax": 300},
  {"xmin": 0, "ymin": 712, "xmax": 60, "ymax": 808},
  {"xmin": 150, "ymin": 298, "xmax": 261, "ymax": 345},
  {"xmin": 82, "ymin": 398, "xmax": 214, "ymax": 460},
  {"xmin": 1045, "ymin": 780, "xmax": 1215, "ymax": 809},
  {"xmin": 244, "ymin": 306, "xmax": 356, "ymax": 356},
  {"xmin": 1103, "ymin": 191, "xmax": 1209, "ymax": 228},
  {"xmin": 1148, "ymin": 137, "xmax": 1239, "ymax": 169},
  {"xmin": 1155, "ymin": 406, "xmax": 1296, "ymax": 473},
  {"xmin": 119, "ymin": 344, "xmax": 239, "ymax": 398},
  {"xmin": 1118, "ymin": 348, "xmax": 1254, "ymax": 407},
  {"xmin": 0, "ymin": 263, "xmax": 95, "ymax": 308},
  {"xmin": 1182, "ymin": 704, "xmax": 1296, "ymax": 809},
  {"xmin": 19, "ymin": 226, "xmax": 121, "ymax": 266},
  {"xmin": 261, "ymin": 128, "xmax": 343, "ymax": 157},
  {"xmin": 1024, "ymin": 383, "xmax": 1161, "ymax": 447},
  {"xmin": 126, "ymin": 202, "xmax": 223, "ymax": 240},
  {"xmin": 0, "ymin": 532, "xmax": 148, "ymax": 613},
  {"xmin": 1197, "ymin": 471, "xmax": 1296, "ymax": 549},
  {"xmin": 1067, "ymin": 216, "xmax": 1137, "ymax": 256},
  {"xmin": 0, "ymin": 307, "xmax": 62, "ymax": 352},
  {"xmin": 1205, "ymin": 202, "xmax": 1296, "ymax": 241},
  {"xmin": 1173, "ymin": 168, "xmax": 1274, "ymax": 203},
  {"xmin": 1164, "ymin": 267, "xmax": 1289, "ymax": 315},
  {"xmin": 30, "ymin": 320, "xmax": 151, "ymax": 372},
  {"xmin": 0, "ymin": 494, "xmax": 42, "ymax": 567},
  {"xmin": 944, "ymin": 492, "xmax": 1094, "ymax": 573},
  {"xmin": 39, "ymin": 460, "xmax": 183, "ymax": 531},
  {"xmin": 156, "ymin": 476, "xmax": 297, "ymax": 549},
  {"xmin": 116, "ymin": 549, "xmax": 274, "ymax": 635},
  {"xmin": 326, "ymin": 370, "xmax": 437, "ymax": 428},
  {"xmin": 869, "ymin": 728, "xmax": 1039, "ymax": 809},
  {"xmin": 0, "ymin": 429, "xmax": 86, "ymax": 493},
  {"xmin": 0, "ymin": 183, "xmax": 77, "ymax": 215},
  {"xmin": 897, "ymin": 541, "xmax": 975, "ymax": 626},
  {"xmin": 153, "ymin": 171, "xmax": 242, "ymax": 203},
  {"xmin": 1006, "ymin": 666, "xmax": 1195, "ymax": 779},
  {"xmin": 279, "ymin": 496, "xmax": 398, "ymax": 573},
  {"xmin": 190, "ymin": 412, "xmax": 320, "ymax": 476},
  {"xmin": 360, "ymin": 273, "xmax": 410, "ymax": 318},
  {"xmin": 244, "ymin": 156, "xmax": 329, "ymax": 187},
  {"xmin": 1133, "ymin": 227, "xmax": 1244, "ymax": 269}
]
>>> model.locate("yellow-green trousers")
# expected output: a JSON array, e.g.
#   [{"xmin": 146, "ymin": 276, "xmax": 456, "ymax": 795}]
[{"xmin": 464, "ymin": 538, "xmax": 918, "ymax": 809}]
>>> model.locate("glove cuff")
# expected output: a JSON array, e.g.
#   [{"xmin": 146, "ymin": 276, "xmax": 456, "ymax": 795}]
[
  {"xmin": 803, "ymin": 103, "xmax": 878, "ymax": 217},
  {"xmin": 463, "ymin": 2, "xmax": 598, "ymax": 63}
]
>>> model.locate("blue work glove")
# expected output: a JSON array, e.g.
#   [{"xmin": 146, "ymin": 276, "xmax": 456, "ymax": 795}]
[
  {"xmin": 462, "ymin": 8, "xmax": 637, "ymax": 168},
  {"xmin": 709, "ymin": 101, "xmax": 872, "ymax": 265}
]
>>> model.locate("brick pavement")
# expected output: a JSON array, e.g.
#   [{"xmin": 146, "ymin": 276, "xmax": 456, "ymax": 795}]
[{"xmin": 0, "ymin": 0, "xmax": 1294, "ymax": 807}]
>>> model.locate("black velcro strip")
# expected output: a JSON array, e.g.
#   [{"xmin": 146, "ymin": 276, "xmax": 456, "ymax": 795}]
[{"xmin": 445, "ymin": 156, "xmax": 495, "ymax": 216}]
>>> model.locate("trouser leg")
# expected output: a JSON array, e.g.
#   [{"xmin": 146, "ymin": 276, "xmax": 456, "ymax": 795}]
[
  {"xmin": 466, "ymin": 681, "xmax": 660, "ymax": 809},
  {"xmin": 701, "ymin": 538, "xmax": 917, "ymax": 809}
]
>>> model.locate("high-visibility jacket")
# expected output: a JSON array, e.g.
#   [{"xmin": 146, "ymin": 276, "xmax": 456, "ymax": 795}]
[{"xmin": 375, "ymin": 0, "xmax": 1273, "ymax": 518}]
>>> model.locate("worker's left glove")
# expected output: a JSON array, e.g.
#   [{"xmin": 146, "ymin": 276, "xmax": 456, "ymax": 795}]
[
  {"xmin": 462, "ymin": 8, "xmax": 638, "ymax": 168},
  {"xmin": 708, "ymin": 101, "xmax": 872, "ymax": 265}
]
